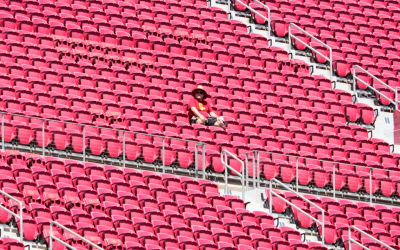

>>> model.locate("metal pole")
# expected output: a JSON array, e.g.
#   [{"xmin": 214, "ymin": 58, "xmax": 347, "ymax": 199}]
[
  {"xmin": 252, "ymin": 151, "xmax": 256, "ymax": 189},
  {"xmin": 241, "ymin": 159, "xmax": 245, "ymax": 201},
  {"xmin": 288, "ymin": 25, "xmax": 292, "ymax": 56},
  {"xmin": 202, "ymin": 144, "xmax": 205, "ymax": 179},
  {"xmin": 195, "ymin": 145, "xmax": 198, "ymax": 180},
  {"xmin": 370, "ymin": 168, "xmax": 373, "ymax": 204},
  {"xmin": 162, "ymin": 138, "xmax": 165, "ymax": 173},
  {"xmin": 257, "ymin": 151, "xmax": 260, "ymax": 191},
  {"xmin": 329, "ymin": 48, "xmax": 333, "ymax": 80},
  {"xmin": 353, "ymin": 69, "xmax": 357, "ymax": 102},
  {"xmin": 269, "ymin": 180, "xmax": 272, "ymax": 214},
  {"xmin": 245, "ymin": 153, "xmax": 249, "ymax": 191},
  {"xmin": 224, "ymin": 152, "xmax": 228, "ymax": 195},
  {"xmin": 82, "ymin": 125, "xmax": 85, "ymax": 162},
  {"xmin": 296, "ymin": 157, "xmax": 299, "ymax": 192},
  {"xmin": 348, "ymin": 225, "xmax": 351, "ymax": 250},
  {"xmin": 122, "ymin": 132, "xmax": 125, "ymax": 168},
  {"xmin": 333, "ymin": 163, "xmax": 335, "ymax": 199},
  {"xmin": 322, "ymin": 210, "xmax": 324, "ymax": 244},
  {"xmin": 2, "ymin": 114, "xmax": 4, "ymax": 152},
  {"xmin": 42, "ymin": 119, "xmax": 45, "ymax": 157},
  {"xmin": 50, "ymin": 220, "xmax": 53, "ymax": 250},
  {"xmin": 19, "ymin": 201, "xmax": 23, "ymax": 242}
]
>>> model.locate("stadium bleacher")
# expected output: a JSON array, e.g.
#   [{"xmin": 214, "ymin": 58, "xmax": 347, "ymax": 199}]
[
  {"xmin": 0, "ymin": 150, "xmax": 400, "ymax": 250},
  {"xmin": 247, "ymin": 0, "xmax": 400, "ymax": 105},
  {"xmin": 0, "ymin": 0, "xmax": 399, "ymax": 249}
]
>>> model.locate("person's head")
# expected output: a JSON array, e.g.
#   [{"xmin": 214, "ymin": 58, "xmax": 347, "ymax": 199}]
[
  {"xmin": 194, "ymin": 89, "xmax": 205, "ymax": 100},
  {"xmin": 192, "ymin": 85, "xmax": 208, "ymax": 101}
]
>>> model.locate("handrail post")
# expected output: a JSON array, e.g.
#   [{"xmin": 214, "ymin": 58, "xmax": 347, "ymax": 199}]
[
  {"xmin": 329, "ymin": 47, "xmax": 333, "ymax": 80},
  {"xmin": 288, "ymin": 24, "xmax": 292, "ymax": 57},
  {"xmin": 195, "ymin": 144, "xmax": 199, "ymax": 180},
  {"xmin": 19, "ymin": 199, "xmax": 23, "ymax": 242},
  {"xmin": 257, "ymin": 151, "xmax": 260, "ymax": 191},
  {"xmin": 269, "ymin": 179, "xmax": 272, "ymax": 214},
  {"xmin": 224, "ymin": 151, "xmax": 228, "ymax": 195},
  {"xmin": 241, "ymin": 158, "xmax": 245, "ymax": 201},
  {"xmin": 370, "ymin": 167, "xmax": 373, "ymax": 204},
  {"xmin": 42, "ymin": 119, "xmax": 45, "ymax": 157},
  {"xmin": 252, "ymin": 151, "xmax": 256, "ymax": 190},
  {"xmin": 353, "ymin": 68, "xmax": 358, "ymax": 102},
  {"xmin": 348, "ymin": 226, "xmax": 351, "ymax": 250},
  {"xmin": 295, "ymin": 157, "xmax": 298, "ymax": 192},
  {"xmin": 245, "ymin": 153, "xmax": 249, "ymax": 190},
  {"xmin": 322, "ymin": 209, "xmax": 324, "ymax": 245},
  {"xmin": 49, "ymin": 220, "xmax": 53, "ymax": 250},
  {"xmin": 2, "ymin": 114, "xmax": 4, "ymax": 152},
  {"xmin": 396, "ymin": 87, "xmax": 400, "ymax": 110},
  {"xmin": 194, "ymin": 143, "xmax": 207, "ymax": 180},
  {"xmin": 333, "ymin": 163, "xmax": 336, "ymax": 199},
  {"xmin": 162, "ymin": 137, "xmax": 165, "ymax": 173},
  {"xmin": 82, "ymin": 125, "xmax": 85, "ymax": 162},
  {"xmin": 202, "ymin": 143, "xmax": 206, "ymax": 180},
  {"xmin": 122, "ymin": 132, "xmax": 125, "ymax": 168}
]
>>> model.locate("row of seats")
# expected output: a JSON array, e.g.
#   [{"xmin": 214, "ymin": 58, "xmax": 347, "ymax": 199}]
[
  {"xmin": 239, "ymin": 0, "xmax": 400, "ymax": 106},
  {"xmin": 0, "ymin": 0, "xmax": 209, "ymax": 13},
  {"xmin": 0, "ymin": 149, "xmax": 331, "ymax": 250},
  {"xmin": 261, "ymin": 159, "xmax": 400, "ymax": 197},
  {"xmin": 0, "ymin": 238, "xmax": 25, "ymax": 250},
  {"xmin": 267, "ymin": 189, "xmax": 400, "ymax": 249},
  {"xmin": 0, "ymin": 0, "xmax": 394, "ymax": 203}
]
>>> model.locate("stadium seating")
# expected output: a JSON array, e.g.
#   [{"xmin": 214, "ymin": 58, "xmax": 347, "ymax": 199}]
[
  {"xmin": 246, "ymin": 0, "xmax": 400, "ymax": 106},
  {"xmin": 0, "ymin": 0, "xmax": 400, "ymax": 248},
  {"xmin": 266, "ymin": 189, "xmax": 400, "ymax": 248},
  {"xmin": 0, "ymin": 0, "xmax": 397, "ymax": 200},
  {"xmin": 1, "ymin": 149, "xmax": 399, "ymax": 250},
  {"xmin": 0, "ymin": 149, "xmax": 334, "ymax": 250}
]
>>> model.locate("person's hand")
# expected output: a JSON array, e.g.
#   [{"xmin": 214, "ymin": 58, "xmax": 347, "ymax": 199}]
[
  {"xmin": 217, "ymin": 117, "xmax": 223, "ymax": 123},
  {"xmin": 198, "ymin": 115, "xmax": 207, "ymax": 123}
]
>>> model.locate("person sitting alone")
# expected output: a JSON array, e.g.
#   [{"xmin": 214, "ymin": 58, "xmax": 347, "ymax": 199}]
[{"xmin": 188, "ymin": 85, "xmax": 225, "ymax": 127}]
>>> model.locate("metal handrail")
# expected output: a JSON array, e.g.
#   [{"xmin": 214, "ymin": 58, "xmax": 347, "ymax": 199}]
[
  {"xmin": 243, "ymin": 150, "xmax": 400, "ymax": 204},
  {"xmin": 228, "ymin": 1, "xmax": 334, "ymax": 81},
  {"xmin": 252, "ymin": 0, "xmax": 272, "ymax": 40},
  {"xmin": 0, "ymin": 111, "xmax": 206, "ymax": 168},
  {"xmin": 195, "ymin": 143, "xmax": 206, "ymax": 180},
  {"xmin": 288, "ymin": 23, "xmax": 333, "ymax": 81},
  {"xmin": 269, "ymin": 178, "xmax": 325, "ymax": 244},
  {"xmin": 353, "ymin": 65, "xmax": 398, "ymax": 109},
  {"xmin": 50, "ymin": 221, "xmax": 104, "ymax": 250},
  {"xmin": 245, "ymin": 151, "xmax": 259, "ymax": 191},
  {"xmin": 0, "ymin": 190, "xmax": 23, "ymax": 242},
  {"xmin": 230, "ymin": 0, "xmax": 271, "ymax": 41},
  {"xmin": 221, "ymin": 150, "xmax": 245, "ymax": 201},
  {"xmin": 348, "ymin": 226, "xmax": 395, "ymax": 250},
  {"xmin": 0, "ymin": 111, "xmax": 199, "ymax": 143}
]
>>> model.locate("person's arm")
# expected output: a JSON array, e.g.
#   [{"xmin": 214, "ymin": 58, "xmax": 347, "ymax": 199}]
[
  {"xmin": 209, "ymin": 111, "xmax": 218, "ymax": 118},
  {"xmin": 191, "ymin": 107, "xmax": 206, "ymax": 122}
]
